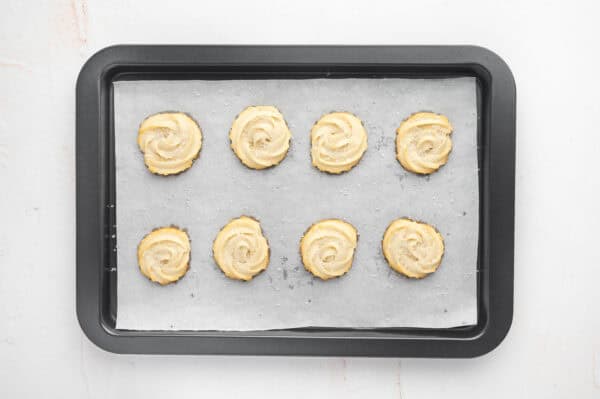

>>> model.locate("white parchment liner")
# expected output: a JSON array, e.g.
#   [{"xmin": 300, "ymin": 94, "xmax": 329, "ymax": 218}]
[{"xmin": 114, "ymin": 78, "xmax": 478, "ymax": 331}]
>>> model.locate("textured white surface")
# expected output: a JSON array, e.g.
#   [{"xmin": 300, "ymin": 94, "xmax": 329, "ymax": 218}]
[{"xmin": 0, "ymin": 0, "xmax": 599, "ymax": 397}]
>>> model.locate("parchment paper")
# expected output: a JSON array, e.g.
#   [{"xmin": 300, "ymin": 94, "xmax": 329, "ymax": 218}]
[{"xmin": 114, "ymin": 78, "xmax": 479, "ymax": 331}]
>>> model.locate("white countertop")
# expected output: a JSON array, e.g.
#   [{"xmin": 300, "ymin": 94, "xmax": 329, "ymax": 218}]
[{"xmin": 1, "ymin": 0, "xmax": 599, "ymax": 397}]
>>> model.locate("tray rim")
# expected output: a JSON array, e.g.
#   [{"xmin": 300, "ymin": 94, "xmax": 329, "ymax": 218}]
[{"xmin": 76, "ymin": 45, "xmax": 515, "ymax": 357}]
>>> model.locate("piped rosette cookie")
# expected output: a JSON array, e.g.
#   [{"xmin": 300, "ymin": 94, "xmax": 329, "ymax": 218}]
[
  {"xmin": 300, "ymin": 219, "xmax": 358, "ymax": 280},
  {"xmin": 310, "ymin": 112, "xmax": 368, "ymax": 174},
  {"xmin": 212, "ymin": 216, "xmax": 270, "ymax": 281},
  {"xmin": 396, "ymin": 112, "xmax": 453, "ymax": 174},
  {"xmin": 137, "ymin": 112, "xmax": 203, "ymax": 175},
  {"xmin": 137, "ymin": 227, "xmax": 191, "ymax": 285},
  {"xmin": 229, "ymin": 106, "xmax": 292, "ymax": 170},
  {"xmin": 382, "ymin": 218, "xmax": 444, "ymax": 278}
]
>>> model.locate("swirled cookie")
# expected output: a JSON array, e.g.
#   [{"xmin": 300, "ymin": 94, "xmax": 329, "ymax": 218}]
[
  {"xmin": 382, "ymin": 218, "xmax": 444, "ymax": 278},
  {"xmin": 137, "ymin": 112, "xmax": 203, "ymax": 175},
  {"xmin": 137, "ymin": 227, "xmax": 191, "ymax": 285},
  {"xmin": 229, "ymin": 106, "xmax": 292, "ymax": 169},
  {"xmin": 310, "ymin": 112, "xmax": 368, "ymax": 174},
  {"xmin": 396, "ymin": 112, "xmax": 453, "ymax": 174},
  {"xmin": 212, "ymin": 216, "xmax": 270, "ymax": 281},
  {"xmin": 300, "ymin": 219, "xmax": 358, "ymax": 280}
]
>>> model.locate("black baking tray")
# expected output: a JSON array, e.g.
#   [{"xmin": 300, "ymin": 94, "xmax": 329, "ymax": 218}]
[{"xmin": 76, "ymin": 45, "xmax": 515, "ymax": 357}]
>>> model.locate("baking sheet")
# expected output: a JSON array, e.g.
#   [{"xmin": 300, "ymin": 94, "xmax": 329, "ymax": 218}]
[{"xmin": 114, "ymin": 77, "xmax": 479, "ymax": 331}]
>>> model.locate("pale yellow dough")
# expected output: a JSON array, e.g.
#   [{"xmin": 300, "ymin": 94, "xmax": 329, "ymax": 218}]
[
  {"xmin": 137, "ymin": 112, "xmax": 203, "ymax": 175},
  {"xmin": 137, "ymin": 227, "xmax": 191, "ymax": 285},
  {"xmin": 310, "ymin": 112, "xmax": 368, "ymax": 174},
  {"xmin": 382, "ymin": 218, "xmax": 444, "ymax": 279},
  {"xmin": 300, "ymin": 219, "xmax": 358, "ymax": 280},
  {"xmin": 229, "ymin": 106, "xmax": 291, "ymax": 169},
  {"xmin": 396, "ymin": 112, "xmax": 453, "ymax": 174},
  {"xmin": 212, "ymin": 216, "xmax": 270, "ymax": 281}
]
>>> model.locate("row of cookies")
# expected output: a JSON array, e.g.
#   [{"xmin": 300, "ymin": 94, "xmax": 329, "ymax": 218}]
[
  {"xmin": 137, "ymin": 107, "xmax": 454, "ymax": 176},
  {"xmin": 137, "ymin": 217, "xmax": 445, "ymax": 285}
]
